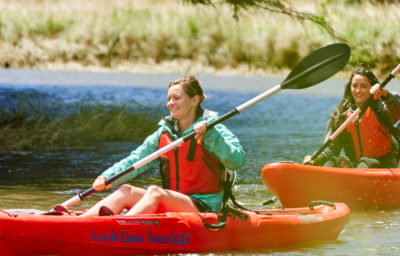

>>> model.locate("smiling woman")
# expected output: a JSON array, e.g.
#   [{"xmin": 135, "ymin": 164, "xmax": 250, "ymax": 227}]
[
  {"xmin": 78, "ymin": 75, "xmax": 246, "ymax": 217},
  {"xmin": 350, "ymin": 76, "xmax": 371, "ymax": 105},
  {"xmin": 304, "ymin": 68, "xmax": 399, "ymax": 169},
  {"xmin": 350, "ymin": 70, "xmax": 379, "ymax": 106},
  {"xmin": 167, "ymin": 76, "xmax": 207, "ymax": 132}
]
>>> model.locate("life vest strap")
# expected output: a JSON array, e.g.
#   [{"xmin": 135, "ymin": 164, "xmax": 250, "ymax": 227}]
[
  {"xmin": 202, "ymin": 170, "xmax": 250, "ymax": 230},
  {"xmin": 186, "ymin": 138, "xmax": 197, "ymax": 162}
]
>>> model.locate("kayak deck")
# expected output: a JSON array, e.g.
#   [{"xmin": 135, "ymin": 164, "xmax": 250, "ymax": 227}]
[
  {"xmin": 0, "ymin": 202, "xmax": 349, "ymax": 255},
  {"xmin": 262, "ymin": 162, "xmax": 400, "ymax": 209}
]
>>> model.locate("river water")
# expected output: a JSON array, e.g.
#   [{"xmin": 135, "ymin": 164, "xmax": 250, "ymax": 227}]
[{"xmin": 1, "ymin": 68, "xmax": 400, "ymax": 255}]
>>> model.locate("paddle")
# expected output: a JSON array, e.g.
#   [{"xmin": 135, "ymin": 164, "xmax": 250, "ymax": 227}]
[
  {"xmin": 311, "ymin": 63, "xmax": 400, "ymax": 162},
  {"xmin": 55, "ymin": 43, "xmax": 350, "ymax": 211}
]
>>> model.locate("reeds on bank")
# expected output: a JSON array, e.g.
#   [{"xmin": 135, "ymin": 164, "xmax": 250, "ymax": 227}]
[
  {"xmin": 0, "ymin": 96, "xmax": 160, "ymax": 152},
  {"xmin": 0, "ymin": 0, "xmax": 399, "ymax": 76}
]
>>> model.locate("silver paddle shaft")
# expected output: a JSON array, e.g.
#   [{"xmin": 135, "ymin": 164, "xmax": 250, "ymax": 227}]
[
  {"xmin": 60, "ymin": 137, "xmax": 186, "ymax": 208},
  {"xmin": 236, "ymin": 85, "xmax": 282, "ymax": 112}
]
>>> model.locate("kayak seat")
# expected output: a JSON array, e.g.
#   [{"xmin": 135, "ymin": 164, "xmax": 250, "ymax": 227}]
[{"xmin": 203, "ymin": 170, "xmax": 248, "ymax": 229}]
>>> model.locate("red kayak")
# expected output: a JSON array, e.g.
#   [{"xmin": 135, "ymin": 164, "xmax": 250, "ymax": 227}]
[
  {"xmin": 262, "ymin": 162, "xmax": 400, "ymax": 209},
  {"xmin": 0, "ymin": 203, "xmax": 349, "ymax": 255}
]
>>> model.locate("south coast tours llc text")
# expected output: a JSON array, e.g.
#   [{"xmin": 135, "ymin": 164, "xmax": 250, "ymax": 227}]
[{"xmin": 90, "ymin": 230, "xmax": 191, "ymax": 245}]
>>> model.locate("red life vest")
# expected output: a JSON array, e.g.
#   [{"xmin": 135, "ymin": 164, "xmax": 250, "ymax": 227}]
[
  {"xmin": 158, "ymin": 132, "xmax": 223, "ymax": 195},
  {"xmin": 345, "ymin": 107, "xmax": 392, "ymax": 160}
]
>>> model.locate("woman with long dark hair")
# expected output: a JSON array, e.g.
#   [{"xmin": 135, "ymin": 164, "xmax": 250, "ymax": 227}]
[{"xmin": 304, "ymin": 68, "xmax": 399, "ymax": 168}]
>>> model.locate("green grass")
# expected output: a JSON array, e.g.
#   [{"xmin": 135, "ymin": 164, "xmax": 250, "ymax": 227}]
[
  {"xmin": 0, "ymin": 104, "xmax": 159, "ymax": 151},
  {"xmin": 0, "ymin": 0, "xmax": 399, "ymax": 76}
]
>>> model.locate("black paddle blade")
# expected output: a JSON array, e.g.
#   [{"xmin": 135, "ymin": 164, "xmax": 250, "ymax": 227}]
[{"xmin": 281, "ymin": 43, "xmax": 350, "ymax": 90}]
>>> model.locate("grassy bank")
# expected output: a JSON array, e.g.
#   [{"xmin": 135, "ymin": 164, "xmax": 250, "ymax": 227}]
[
  {"xmin": 0, "ymin": 102, "xmax": 159, "ymax": 152},
  {"xmin": 0, "ymin": 0, "xmax": 399, "ymax": 77}
]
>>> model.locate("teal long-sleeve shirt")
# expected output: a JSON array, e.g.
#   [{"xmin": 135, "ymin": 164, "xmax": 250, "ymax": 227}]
[{"xmin": 99, "ymin": 113, "xmax": 246, "ymax": 211}]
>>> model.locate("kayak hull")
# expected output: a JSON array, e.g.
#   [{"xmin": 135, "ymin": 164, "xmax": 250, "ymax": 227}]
[
  {"xmin": 0, "ymin": 203, "xmax": 349, "ymax": 255},
  {"xmin": 262, "ymin": 162, "xmax": 400, "ymax": 209}
]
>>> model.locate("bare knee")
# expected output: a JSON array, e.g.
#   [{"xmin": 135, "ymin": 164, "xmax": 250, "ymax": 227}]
[
  {"xmin": 118, "ymin": 184, "xmax": 135, "ymax": 194},
  {"xmin": 145, "ymin": 185, "xmax": 165, "ymax": 200}
]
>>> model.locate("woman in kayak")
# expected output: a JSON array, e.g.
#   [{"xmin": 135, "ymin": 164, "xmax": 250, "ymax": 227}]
[
  {"xmin": 304, "ymin": 68, "xmax": 399, "ymax": 168},
  {"xmin": 80, "ymin": 75, "xmax": 246, "ymax": 216}
]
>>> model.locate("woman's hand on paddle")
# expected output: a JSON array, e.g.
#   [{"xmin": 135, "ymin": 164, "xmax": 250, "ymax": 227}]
[
  {"xmin": 194, "ymin": 120, "xmax": 207, "ymax": 140},
  {"xmin": 93, "ymin": 176, "xmax": 113, "ymax": 191},
  {"xmin": 371, "ymin": 83, "xmax": 388, "ymax": 100},
  {"xmin": 303, "ymin": 155, "xmax": 315, "ymax": 165}
]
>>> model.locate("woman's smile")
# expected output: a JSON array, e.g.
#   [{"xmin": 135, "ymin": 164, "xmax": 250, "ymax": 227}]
[
  {"xmin": 351, "ymin": 74, "xmax": 371, "ymax": 106},
  {"xmin": 167, "ymin": 84, "xmax": 197, "ymax": 122}
]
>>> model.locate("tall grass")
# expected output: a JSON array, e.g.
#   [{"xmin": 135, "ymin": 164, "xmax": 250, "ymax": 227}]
[
  {"xmin": 0, "ymin": 103, "xmax": 159, "ymax": 152},
  {"xmin": 0, "ymin": 0, "xmax": 399, "ymax": 76}
]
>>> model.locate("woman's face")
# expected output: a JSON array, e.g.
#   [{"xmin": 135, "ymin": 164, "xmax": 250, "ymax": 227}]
[
  {"xmin": 167, "ymin": 84, "xmax": 199, "ymax": 120},
  {"xmin": 351, "ymin": 74, "xmax": 371, "ymax": 106}
]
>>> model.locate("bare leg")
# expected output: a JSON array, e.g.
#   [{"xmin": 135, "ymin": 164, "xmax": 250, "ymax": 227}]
[
  {"xmin": 126, "ymin": 185, "xmax": 198, "ymax": 215},
  {"xmin": 80, "ymin": 185, "xmax": 146, "ymax": 217}
]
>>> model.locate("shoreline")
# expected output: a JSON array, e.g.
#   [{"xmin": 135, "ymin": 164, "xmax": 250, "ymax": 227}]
[
  {"xmin": 1, "ymin": 63, "xmax": 398, "ymax": 96},
  {"xmin": 0, "ymin": 66, "xmax": 348, "ymax": 95}
]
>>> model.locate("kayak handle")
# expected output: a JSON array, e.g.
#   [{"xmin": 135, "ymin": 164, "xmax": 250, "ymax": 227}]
[
  {"xmin": 308, "ymin": 200, "xmax": 336, "ymax": 210},
  {"xmin": 202, "ymin": 219, "xmax": 226, "ymax": 230}
]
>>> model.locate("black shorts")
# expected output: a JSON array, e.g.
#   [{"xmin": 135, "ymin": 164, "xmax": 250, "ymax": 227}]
[{"xmin": 189, "ymin": 196, "xmax": 212, "ymax": 212}]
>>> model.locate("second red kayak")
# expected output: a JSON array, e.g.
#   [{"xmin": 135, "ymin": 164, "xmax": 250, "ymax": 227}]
[{"xmin": 262, "ymin": 162, "xmax": 400, "ymax": 209}]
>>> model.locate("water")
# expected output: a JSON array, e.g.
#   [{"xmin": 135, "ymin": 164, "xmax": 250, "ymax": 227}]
[{"xmin": 1, "ymin": 69, "xmax": 400, "ymax": 255}]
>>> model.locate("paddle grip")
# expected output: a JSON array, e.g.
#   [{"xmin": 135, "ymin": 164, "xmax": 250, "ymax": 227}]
[
  {"xmin": 380, "ymin": 74, "xmax": 395, "ymax": 89},
  {"xmin": 73, "ymin": 164, "xmax": 137, "ymax": 204},
  {"xmin": 79, "ymin": 187, "xmax": 96, "ymax": 200},
  {"xmin": 311, "ymin": 140, "xmax": 330, "ymax": 161},
  {"xmin": 176, "ymin": 109, "xmax": 240, "ymax": 144},
  {"xmin": 105, "ymin": 165, "xmax": 136, "ymax": 185},
  {"xmin": 79, "ymin": 165, "xmax": 138, "ymax": 201},
  {"xmin": 205, "ymin": 109, "xmax": 239, "ymax": 130},
  {"xmin": 371, "ymin": 63, "xmax": 400, "ymax": 99}
]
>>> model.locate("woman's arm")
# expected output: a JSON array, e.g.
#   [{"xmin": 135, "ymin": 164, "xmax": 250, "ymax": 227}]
[
  {"xmin": 382, "ymin": 91, "xmax": 400, "ymax": 124},
  {"xmin": 371, "ymin": 84, "xmax": 400, "ymax": 124},
  {"xmin": 202, "ymin": 123, "xmax": 246, "ymax": 170},
  {"xmin": 98, "ymin": 128, "xmax": 162, "ymax": 187},
  {"xmin": 314, "ymin": 129, "xmax": 344, "ymax": 166}
]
